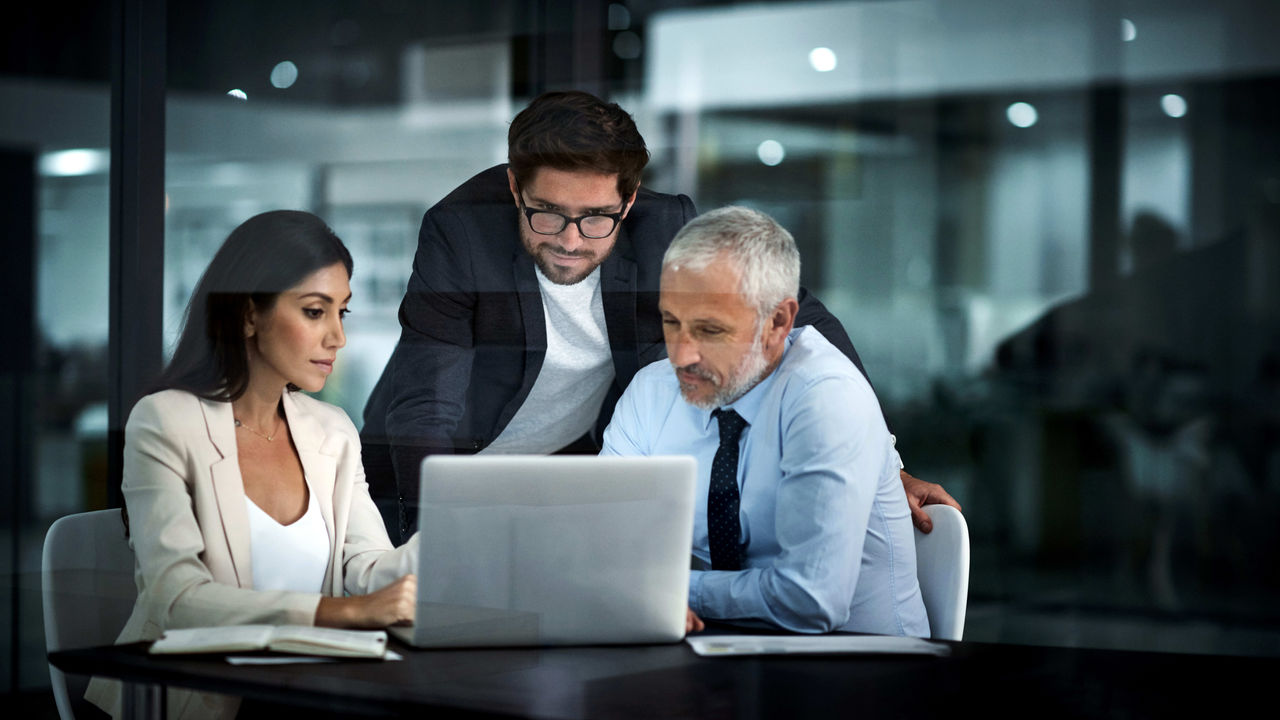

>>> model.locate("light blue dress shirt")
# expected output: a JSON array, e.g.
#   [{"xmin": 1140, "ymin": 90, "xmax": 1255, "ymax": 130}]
[{"xmin": 602, "ymin": 326, "xmax": 930, "ymax": 636}]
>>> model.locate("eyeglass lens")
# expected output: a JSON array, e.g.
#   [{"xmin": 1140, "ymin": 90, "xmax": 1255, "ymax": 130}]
[{"xmin": 528, "ymin": 211, "xmax": 616, "ymax": 238}]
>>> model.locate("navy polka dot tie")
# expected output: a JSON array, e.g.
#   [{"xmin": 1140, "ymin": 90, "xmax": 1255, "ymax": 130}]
[{"xmin": 709, "ymin": 408, "xmax": 748, "ymax": 571}]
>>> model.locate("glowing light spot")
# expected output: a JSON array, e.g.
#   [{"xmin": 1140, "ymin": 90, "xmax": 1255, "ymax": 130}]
[
  {"xmin": 1121, "ymin": 18, "xmax": 1137, "ymax": 42},
  {"xmin": 39, "ymin": 149, "xmax": 109, "ymax": 177},
  {"xmin": 1161, "ymin": 94, "xmax": 1187, "ymax": 118},
  {"xmin": 1007, "ymin": 102, "xmax": 1038, "ymax": 128},
  {"xmin": 809, "ymin": 47, "xmax": 837, "ymax": 72},
  {"xmin": 227, "ymin": 89, "xmax": 248, "ymax": 101},
  {"xmin": 757, "ymin": 140, "xmax": 785, "ymax": 166},
  {"xmin": 270, "ymin": 61, "xmax": 298, "ymax": 89}
]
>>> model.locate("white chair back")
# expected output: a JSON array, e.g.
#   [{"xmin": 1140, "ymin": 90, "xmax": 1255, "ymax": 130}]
[
  {"xmin": 42, "ymin": 509, "xmax": 137, "ymax": 720},
  {"xmin": 913, "ymin": 504, "xmax": 970, "ymax": 641}
]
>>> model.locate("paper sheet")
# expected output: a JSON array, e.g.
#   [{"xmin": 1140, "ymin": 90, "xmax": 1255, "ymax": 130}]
[
  {"xmin": 226, "ymin": 650, "xmax": 403, "ymax": 665},
  {"xmin": 686, "ymin": 634, "xmax": 950, "ymax": 657}
]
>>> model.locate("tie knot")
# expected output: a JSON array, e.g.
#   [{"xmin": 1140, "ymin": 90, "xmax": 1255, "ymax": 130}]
[{"xmin": 713, "ymin": 408, "xmax": 748, "ymax": 444}]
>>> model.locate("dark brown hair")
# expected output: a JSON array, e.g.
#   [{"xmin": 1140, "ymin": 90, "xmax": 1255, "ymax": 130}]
[
  {"xmin": 155, "ymin": 210, "xmax": 352, "ymax": 401},
  {"xmin": 507, "ymin": 90, "xmax": 650, "ymax": 199}
]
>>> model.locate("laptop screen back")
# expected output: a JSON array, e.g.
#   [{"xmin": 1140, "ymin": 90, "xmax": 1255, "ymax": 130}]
[{"xmin": 406, "ymin": 455, "xmax": 695, "ymax": 647}]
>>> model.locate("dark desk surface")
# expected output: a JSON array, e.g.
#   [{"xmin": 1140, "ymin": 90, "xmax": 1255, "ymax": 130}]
[{"xmin": 51, "ymin": 633, "xmax": 1277, "ymax": 718}]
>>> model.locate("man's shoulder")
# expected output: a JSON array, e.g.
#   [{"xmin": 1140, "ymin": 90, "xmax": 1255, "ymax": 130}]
[
  {"xmin": 621, "ymin": 184, "xmax": 696, "ymax": 247},
  {"xmin": 435, "ymin": 165, "xmax": 511, "ymax": 207},
  {"xmin": 414, "ymin": 166, "xmax": 519, "ymax": 266},
  {"xmin": 765, "ymin": 328, "xmax": 883, "ymax": 424},
  {"xmin": 777, "ymin": 327, "xmax": 866, "ymax": 386},
  {"xmin": 422, "ymin": 165, "xmax": 515, "ymax": 233}
]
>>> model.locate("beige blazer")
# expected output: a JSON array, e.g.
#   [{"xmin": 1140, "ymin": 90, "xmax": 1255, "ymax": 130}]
[{"xmin": 86, "ymin": 389, "xmax": 418, "ymax": 719}]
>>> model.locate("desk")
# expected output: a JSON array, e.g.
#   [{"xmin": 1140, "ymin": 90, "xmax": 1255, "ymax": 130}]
[{"xmin": 51, "ymin": 634, "xmax": 1275, "ymax": 718}]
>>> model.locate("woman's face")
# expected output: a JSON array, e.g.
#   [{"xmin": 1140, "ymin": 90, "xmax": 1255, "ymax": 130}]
[{"xmin": 246, "ymin": 262, "xmax": 350, "ymax": 393}]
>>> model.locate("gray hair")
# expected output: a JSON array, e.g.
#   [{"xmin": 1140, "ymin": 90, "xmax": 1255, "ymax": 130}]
[{"xmin": 662, "ymin": 206, "xmax": 800, "ymax": 318}]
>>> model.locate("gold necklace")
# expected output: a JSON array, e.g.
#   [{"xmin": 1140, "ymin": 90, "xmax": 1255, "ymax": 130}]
[{"xmin": 234, "ymin": 416, "xmax": 279, "ymax": 442}]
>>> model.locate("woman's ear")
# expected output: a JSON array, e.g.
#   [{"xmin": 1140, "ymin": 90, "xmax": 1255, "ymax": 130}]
[{"xmin": 244, "ymin": 300, "xmax": 257, "ymax": 339}]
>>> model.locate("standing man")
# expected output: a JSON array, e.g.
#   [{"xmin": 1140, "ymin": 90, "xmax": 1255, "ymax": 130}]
[
  {"xmin": 602, "ymin": 206, "xmax": 929, "ymax": 635},
  {"xmin": 362, "ymin": 91, "xmax": 956, "ymax": 541}
]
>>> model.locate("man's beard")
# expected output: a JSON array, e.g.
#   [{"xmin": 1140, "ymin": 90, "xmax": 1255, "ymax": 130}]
[
  {"xmin": 531, "ymin": 245, "xmax": 600, "ymax": 285},
  {"xmin": 519, "ymin": 222, "xmax": 608, "ymax": 286},
  {"xmin": 675, "ymin": 330, "xmax": 771, "ymax": 410}
]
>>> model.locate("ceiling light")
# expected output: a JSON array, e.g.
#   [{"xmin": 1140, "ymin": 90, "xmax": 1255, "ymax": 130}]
[
  {"xmin": 809, "ymin": 47, "xmax": 837, "ymax": 73},
  {"xmin": 1006, "ymin": 102, "xmax": 1038, "ymax": 128},
  {"xmin": 757, "ymin": 140, "xmax": 785, "ymax": 166}
]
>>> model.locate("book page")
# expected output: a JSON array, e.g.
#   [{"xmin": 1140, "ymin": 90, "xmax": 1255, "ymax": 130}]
[
  {"xmin": 150, "ymin": 625, "xmax": 388, "ymax": 658},
  {"xmin": 150, "ymin": 625, "xmax": 276, "ymax": 654},
  {"xmin": 266, "ymin": 626, "xmax": 388, "ymax": 658}
]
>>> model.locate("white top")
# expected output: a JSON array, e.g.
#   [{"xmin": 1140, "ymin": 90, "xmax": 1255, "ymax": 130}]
[
  {"xmin": 245, "ymin": 486, "xmax": 331, "ymax": 594},
  {"xmin": 482, "ymin": 266, "xmax": 616, "ymax": 454}
]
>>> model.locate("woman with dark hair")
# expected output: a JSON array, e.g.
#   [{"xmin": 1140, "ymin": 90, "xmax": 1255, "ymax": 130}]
[{"xmin": 87, "ymin": 211, "xmax": 417, "ymax": 719}]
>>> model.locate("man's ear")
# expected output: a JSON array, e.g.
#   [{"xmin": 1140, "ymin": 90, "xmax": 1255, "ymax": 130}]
[
  {"xmin": 507, "ymin": 168, "xmax": 522, "ymax": 208},
  {"xmin": 620, "ymin": 185, "xmax": 640, "ymax": 220},
  {"xmin": 763, "ymin": 297, "xmax": 799, "ymax": 352}
]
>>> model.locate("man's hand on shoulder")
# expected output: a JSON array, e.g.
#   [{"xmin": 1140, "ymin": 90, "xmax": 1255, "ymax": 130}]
[{"xmin": 901, "ymin": 469, "xmax": 961, "ymax": 534}]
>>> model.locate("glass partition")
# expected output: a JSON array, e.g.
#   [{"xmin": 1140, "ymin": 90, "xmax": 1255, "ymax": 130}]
[
  {"xmin": 1, "ymin": 6, "xmax": 112, "ymax": 703},
  {"xmin": 160, "ymin": 0, "xmax": 1280, "ymax": 656},
  {"xmin": 6, "ymin": 4, "xmax": 1279, "ymax": 703}
]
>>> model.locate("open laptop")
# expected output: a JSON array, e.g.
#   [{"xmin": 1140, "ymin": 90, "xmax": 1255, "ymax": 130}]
[{"xmin": 389, "ymin": 455, "xmax": 696, "ymax": 648}]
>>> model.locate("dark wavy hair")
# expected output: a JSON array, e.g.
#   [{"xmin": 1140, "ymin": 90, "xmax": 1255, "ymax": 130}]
[
  {"xmin": 155, "ymin": 210, "xmax": 352, "ymax": 401},
  {"xmin": 507, "ymin": 90, "xmax": 650, "ymax": 199}
]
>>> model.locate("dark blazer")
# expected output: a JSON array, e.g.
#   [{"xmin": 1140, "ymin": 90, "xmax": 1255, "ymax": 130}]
[{"xmin": 362, "ymin": 165, "xmax": 868, "ymax": 539}]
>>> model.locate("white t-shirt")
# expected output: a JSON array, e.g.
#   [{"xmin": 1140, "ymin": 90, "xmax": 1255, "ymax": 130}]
[
  {"xmin": 482, "ymin": 266, "xmax": 616, "ymax": 454},
  {"xmin": 245, "ymin": 486, "xmax": 330, "ymax": 593}
]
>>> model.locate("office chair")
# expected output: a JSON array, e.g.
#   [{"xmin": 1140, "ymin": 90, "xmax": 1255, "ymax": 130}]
[
  {"xmin": 42, "ymin": 509, "xmax": 137, "ymax": 720},
  {"xmin": 913, "ymin": 504, "xmax": 970, "ymax": 641}
]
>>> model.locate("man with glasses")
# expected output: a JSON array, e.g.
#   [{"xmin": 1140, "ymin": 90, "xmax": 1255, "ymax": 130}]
[{"xmin": 362, "ymin": 91, "xmax": 958, "ymax": 541}]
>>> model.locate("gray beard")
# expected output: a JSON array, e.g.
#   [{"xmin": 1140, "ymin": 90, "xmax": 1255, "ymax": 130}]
[{"xmin": 679, "ymin": 331, "xmax": 771, "ymax": 410}]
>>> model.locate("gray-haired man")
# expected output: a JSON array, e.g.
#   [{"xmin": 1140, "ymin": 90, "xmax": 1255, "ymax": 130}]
[{"xmin": 602, "ymin": 206, "xmax": 930, "ymax": 635}]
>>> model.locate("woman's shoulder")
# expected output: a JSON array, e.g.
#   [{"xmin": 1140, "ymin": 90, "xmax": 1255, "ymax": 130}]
[
  {"xmin": 287, "ymin": 392, "xmax": 358, "ymax": 436},
  {"xmin": 128, "ymin": 389, "xmax": 208, "ymax": 427},
  {"xmin": 124, "ymin": 390, "xmax": 223, "ymax": 463}
]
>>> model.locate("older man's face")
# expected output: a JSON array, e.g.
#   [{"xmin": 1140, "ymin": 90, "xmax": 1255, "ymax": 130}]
[{"xmin": 659, "ymin": 256, "xmax": 771, "ymax": 409}]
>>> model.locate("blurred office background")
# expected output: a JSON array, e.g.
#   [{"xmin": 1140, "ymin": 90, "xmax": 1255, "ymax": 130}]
[{"xmin": 3, "ymin": 0, "xmax": 1279, "ymax": 710}]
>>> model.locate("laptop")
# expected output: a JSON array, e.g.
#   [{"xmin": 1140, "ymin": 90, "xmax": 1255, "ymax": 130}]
[{"xmin": 389, "ymin": 454, "xmax": 696, "ymax": 648}]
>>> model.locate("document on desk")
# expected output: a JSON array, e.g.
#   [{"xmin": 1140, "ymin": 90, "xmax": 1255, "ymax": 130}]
[
  {"xmin": 686, "ymin": 634, "xmax": 951, "ymax": 657},
  {"xmin": 150, "ymin": 625, "xmax": 389, "ymax": 659},
  {"xmin": 227, "ymin": 650, "xmax": 404, "ymax": 665}
]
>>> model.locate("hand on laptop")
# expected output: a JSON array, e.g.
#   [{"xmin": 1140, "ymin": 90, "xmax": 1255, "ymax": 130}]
[
  {"xmin": 316, "ymin": 573, "xmax": 418, "ymax": 629},
  {"xmin": 687, "ymin": 608, "xmax": 704, "ymax": 634}
]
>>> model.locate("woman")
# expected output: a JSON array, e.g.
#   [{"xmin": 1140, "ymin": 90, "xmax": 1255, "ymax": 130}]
[{"xmin": 87, "ymin": 211, "xmax": 417, "ymax": 719}]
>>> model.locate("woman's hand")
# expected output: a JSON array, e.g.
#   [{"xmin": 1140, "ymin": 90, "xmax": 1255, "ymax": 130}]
[{"xmin": 315, "ymin": 574, "xmax": 417, "ymax": 629}]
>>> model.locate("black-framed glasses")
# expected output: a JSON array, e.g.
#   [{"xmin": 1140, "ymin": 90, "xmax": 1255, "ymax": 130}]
[{"xmin": 517, "ymin": 192, "xmax": 629, "ymax": 239}]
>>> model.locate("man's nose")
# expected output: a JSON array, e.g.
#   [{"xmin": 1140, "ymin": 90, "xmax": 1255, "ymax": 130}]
[
  {"xmin": 556, "ymin": 221, "xmax": 584, "ymax": 252},
  {"xmin": 668, "ymin": 332, "xmax": 700, "ymax": 368}
]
